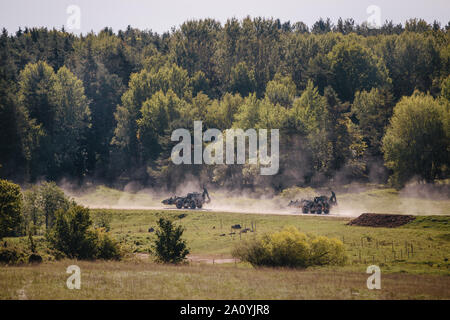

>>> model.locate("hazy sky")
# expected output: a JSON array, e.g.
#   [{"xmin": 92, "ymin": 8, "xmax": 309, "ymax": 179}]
[{"xmin": 1, "ymin": 0, "xmax": 449, "ymax": 34}]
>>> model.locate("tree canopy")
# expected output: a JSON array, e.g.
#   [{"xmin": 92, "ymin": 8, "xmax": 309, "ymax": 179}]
[{"xmin": 0, "ymin": 17, "xmax": 449, "ymax": 189}]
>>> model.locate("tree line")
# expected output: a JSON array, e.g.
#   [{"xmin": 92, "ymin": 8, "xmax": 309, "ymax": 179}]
[{"xmin": 0, "ymin": 17, "xmax": 449, "ymax": 190}]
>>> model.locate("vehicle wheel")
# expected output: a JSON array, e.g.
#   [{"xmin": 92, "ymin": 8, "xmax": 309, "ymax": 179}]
[
  {"xmin": 176, "ymin": 201, "xmax": 183, "ymax": 209},
  {"xmin": 324, "ymin": 208, "xmax": 329, "ymax": 214},
  {"xmin": 197, "ymin": 203, "xmax": 203, "ymax": 209},
  {"xmin": 190, "ymin": 201, "xmax": 196, "ymax": 209},
  {"xmin": 316, "ymin": 207, "xmax": 322, "ymax": 214},
  {"xmin": 302, "ymin": 207, "xmax": 308, "ymax": 214}
]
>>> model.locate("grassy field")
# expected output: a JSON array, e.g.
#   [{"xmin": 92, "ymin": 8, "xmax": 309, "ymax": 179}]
[
  {"xmin": 1, "ymin": 259, "xmax": 449, "ymax": 300},
  {"xmin": 1, "ymin": 184, "xmax": 449, "ymax": 299},
  {"xmin": 1, "ymin": 208, "xmax": 449, "ymax": 299},
  {"xmin": 98, "ymin": 209, "xmax": 450, "ymax": 275}
]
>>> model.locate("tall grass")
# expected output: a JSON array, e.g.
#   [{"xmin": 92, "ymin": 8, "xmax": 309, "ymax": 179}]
[{"xmin": 0, "ymin": 259, "xmax": 448, "ymax": 299}]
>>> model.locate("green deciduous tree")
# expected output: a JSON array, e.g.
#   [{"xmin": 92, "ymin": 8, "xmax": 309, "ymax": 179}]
[
  {"xmin": 206, "ymin": 93, "xmax": 243, "ymax": 129},
  {"xmin": 233, "ymin": 93, "xmax": 260, "ymax": 129},
  {"xmin": 229, "ymin": 62, "xmax": 256, "ymax": 97},
  {"xmin": 137, "ymin": 90, "xmax": 182, "ymax": 160},
  {"xmin": 71, "ymin": 39, "xmax": 125, "ymax": 178},
  {"xmin": 38, "ymin": 181, "xmax": 71, "ymax": 230},
  {"xmin": 328, "ymin": 42, "xmax": 390, "ymax": 102},
  {"xmin": 265, "ymin": 73, "xmax": 297, "ymax": 107},
  {"xmin": 290, "ymin": 81, "xmax": 331, "ymax": 173},
  {"xmin": 51, "ymin": 66, "xmax": 91, "ymax": 179},
  {"xmin": 18, "ymin": 61, "xmax": 57, "ymax": 134},
  {"xmin": 352, "ymin": 88, "xmax": 394, "ymax": 156},
  {"xmin": 22, "ymin": 186, "xmax": 43, "ymax": 234},
  {"xmin": 378, "ymin": 32, "xmax": 441, "ymax": 99},
  {"xmin": 112, "ymin": 63, "xmax": 190, "ymax": 168},
  {"xmin": 0, "ymin": 179, "xmax": 23, "ymax": 239},
  {"xmin": 382, "ymin": 93, "xmax": 449, "ymax": 186},
  {"xmin": 17, "ymin": 62, "xmax": 91, "ymax": 180},
  {"xmin": 22, "ymin": 182, "xmax": 71, "ymax": 232}
]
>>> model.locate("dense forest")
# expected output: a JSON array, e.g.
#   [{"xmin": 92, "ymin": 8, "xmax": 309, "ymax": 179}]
[{"xmin": 0, "ymin": 17, "xmax": 449, "ymax": 191}]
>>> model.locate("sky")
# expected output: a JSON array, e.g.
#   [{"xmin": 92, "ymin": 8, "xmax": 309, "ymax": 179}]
[{"xmin": 0, "ymin": 0, "xmax": 449, "ymax": 35}]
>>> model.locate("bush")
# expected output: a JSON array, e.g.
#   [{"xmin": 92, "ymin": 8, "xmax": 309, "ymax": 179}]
[
  {"xmin": 46, "ymin": 205, "xmax": 122, "ymax": 260},
  {"xmin": 152, "ymin": 218, "xmax": 189, "ymax": 264},
  {"xmin": 309, "ymin": 236, "xmax": 347, "ymax": 266},
  {"xmin": 93, "ymin": 211, "xmax": 112, "ymax": 232},
  {"xmin": 232, "ymin": 226, "xmax": 346, "ymax": 268},
  {"xmin": 0, "ymin": 245, "xmax": 27, "ymax": 265},
  {"xmin": 0, "ymin": 179, "xmax": 23, "ymax": 239},
  {"xmin": 96, "ymin": 229, "xmax": 122, "ymax": 260}
]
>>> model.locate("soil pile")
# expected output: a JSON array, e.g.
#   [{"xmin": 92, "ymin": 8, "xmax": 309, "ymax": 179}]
[{"xmin": 347, "ymin": 213, "xmax": 415, "ymax": 228}]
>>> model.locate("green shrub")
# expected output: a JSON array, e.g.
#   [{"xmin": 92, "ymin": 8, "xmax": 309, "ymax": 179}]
[
  {"xmin": 0, "ymin": 179, "xmax": 24, "ymax": 239},
  {"xmin": 46, "ymin": 205, "xmax": 122, "ymax": 260},
  {"xmin": 93, "ymin": 211, "xmax": 112, "ymax": 232},
  {"xmin": 96, "ymin": 229, "xmax": 122, "ymax": 260},
  {"xmin": 0, "ymin": 245, "xmax": 27, "ymax": 264},
  {"xmin": 232, "ymin": 226, "xmax": 347, "ymax": 268},
  {"xmin": 152, "ymin": 218, "xmax": 189, "ymax": 264},
  {"xmin": 309, "ymin": 236, "xmax": 347, "ymax": 266}
]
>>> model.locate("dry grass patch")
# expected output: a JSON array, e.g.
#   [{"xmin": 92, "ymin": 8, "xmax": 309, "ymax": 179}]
[{"xmin": 0, "ymin": 260, "xmax": 449, "ymax": 300}]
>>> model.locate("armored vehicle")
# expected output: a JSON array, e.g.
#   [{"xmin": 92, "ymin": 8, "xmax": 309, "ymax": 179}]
[
  {"xmin": 162, "ymin": 187, "xmax": 211, "ymax": 209},
  {"xmin": 288, "ymin": 191, "xmax": 337, "ymax": 214}
]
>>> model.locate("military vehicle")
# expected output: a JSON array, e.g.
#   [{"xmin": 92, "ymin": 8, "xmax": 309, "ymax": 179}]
[
  {"xmin": 162, "ymin": 187, "xmax": 211, "ymax": 209},
  {"xmin": 288, "ymin": 191, "xmax": 337, "ymax": 214}
]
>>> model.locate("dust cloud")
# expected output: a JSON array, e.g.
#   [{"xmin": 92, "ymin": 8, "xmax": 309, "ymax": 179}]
[{"xmin": 55, "ymin": 175, "xmax": 449, "ymax": 217}]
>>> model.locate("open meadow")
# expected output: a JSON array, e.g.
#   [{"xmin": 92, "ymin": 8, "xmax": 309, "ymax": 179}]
[{"xmin": 1, "ymin": 195, "xmax": 449, "ymax": 299}]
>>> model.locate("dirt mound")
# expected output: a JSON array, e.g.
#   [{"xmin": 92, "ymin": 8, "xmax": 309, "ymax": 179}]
[{"xmin": 347, "ymin": 213, "xmax": 415, "ymax": 228}]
